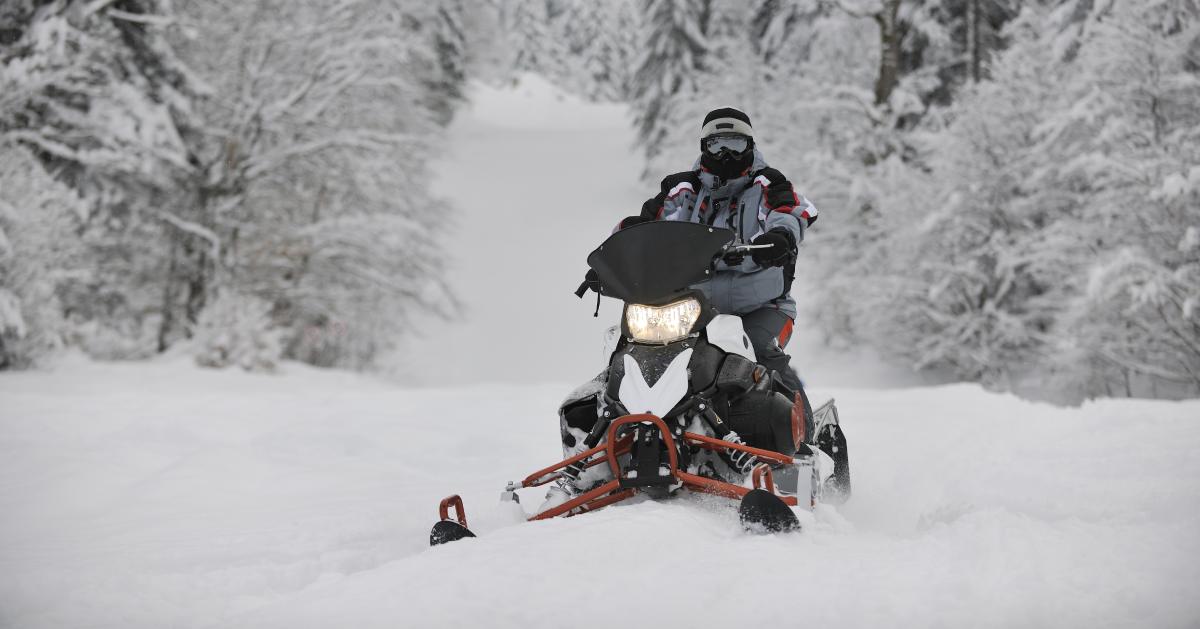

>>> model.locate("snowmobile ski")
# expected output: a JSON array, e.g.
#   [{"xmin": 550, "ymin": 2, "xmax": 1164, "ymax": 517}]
[
  {"xmin": 739, "ymin": 488, "xmax": 800, "ymax": 532},
  {"xmin": 739, "ymin": 464, "xmax": 801, "ymax": 532},
  {"xmin": 430, "ymin": 495, "xmax": 476, "ymax": 546}
]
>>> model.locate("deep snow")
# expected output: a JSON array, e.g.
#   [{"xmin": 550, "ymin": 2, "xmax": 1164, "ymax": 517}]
[
  {"xmin": 2, "ymin": 357, "xmax": 1198, "ymax": 628},
  {"xmin": 2, "ymin": 77, "xmax": 1199, "ymax": 628}
]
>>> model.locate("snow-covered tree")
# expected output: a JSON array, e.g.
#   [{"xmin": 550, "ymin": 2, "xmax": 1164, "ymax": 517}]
[
  {"xmin": 822, "ymin": 0, "xmax": 1200, "ymax": 400},
  {"xmin": 750, "ymin": 0, "xmax": 807, "ymax": 67},
  {"xmin": 0, "ymin": 0, "xmax": 200, "ymax": 359},
  {"xmin": 0, "ymin": 0, "xmax": 462, "ymax": 370},
  {"xmin": 0, "ymin": 144, "xmax": 87, "ymax": 368},
  {"xmin": 820, "ymin": 0, "xmax": 927, "ymax": 106},
  {"xmin": 415, "ymin": 0, "xmax": 471, "ymax": 126},
  {"xmin": 632, "ymin": 0, "xmax": 712, "ymax": 175},
  {"xmin": 552, "ymin": 0, "xmax": 640, "ymax": 101},
  {"xmin": 873, "ymin": 9, "xmax": 1073, "ymax": 388},
  {"xmin": 956, "ymin": 0, "xmax": 1020, "ymax": 83},
  {"xmin": 193, "ymin": 289, "xmax": 282, "ymax": 372},
  {"xmin": 407, "ymin": 0, "xmax": 503, "ymax": 124},
  {"xmin": 504, "ymin": 0, "xmax": 570, "ymax": 82},
  {"xmin": 1047, "ymin": 0, "xmax": 1200, "ymax": 397},
  {"xmin": 169, "ymin": 0, "xmax": 457, "ymax": 368}
]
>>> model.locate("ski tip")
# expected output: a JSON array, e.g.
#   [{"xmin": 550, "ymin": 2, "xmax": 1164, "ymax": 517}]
[
  {"xmin": 739, "ymin": 488, "xmax": 801, "ymax": 534},
  {"xmin": 430, "ymin": 520, "xmax": 476, "ymax": 546}
]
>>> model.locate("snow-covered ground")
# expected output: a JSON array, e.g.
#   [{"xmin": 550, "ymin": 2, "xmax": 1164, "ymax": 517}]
[
  {"xmin": 398, "ymin": 75, "xmax": 643, "ymax": 387},
  {"xmin": 2, "ymin": 357, "xmax": 1198, "ymax": 628},
  {"xmin": 2, "ymin": 78, "xmax": 1199, "ymax": 628}
]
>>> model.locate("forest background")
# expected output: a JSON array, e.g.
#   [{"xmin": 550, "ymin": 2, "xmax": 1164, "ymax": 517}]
[{"xmin": 1, "ymin": 0, "xmax": 1197, "ymax": 403}]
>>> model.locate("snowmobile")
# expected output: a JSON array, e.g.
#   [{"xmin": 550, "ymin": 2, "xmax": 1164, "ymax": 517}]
[{"xmin": 429, "ymin": 221, "xmax": 849, "ymax": 546}]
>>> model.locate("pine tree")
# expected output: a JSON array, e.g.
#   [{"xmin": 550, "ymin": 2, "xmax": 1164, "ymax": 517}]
[
  {"xmin": 878, "ymin": 8, "xmax": 1075, "ymax": 389},
  {"xmin": 417, "ymin": 0, "xmax": 471, "ymax": 126},
  {"xmin": 632, "ymin": 0, "xmax": 712, "ymax": 175},
  {"xmin": 554, "ymin": 0, "xmax": 639, "ymax": 101},
  {"xmin": 594, "ymin": 0, "xmax": 641, "ymax": 101},
  {"xmin": 506, "ymin": 0, "xmax": 569, "ymax": 81}
]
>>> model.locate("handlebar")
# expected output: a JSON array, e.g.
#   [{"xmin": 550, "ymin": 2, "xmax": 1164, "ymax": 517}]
[{"xmin": 720, "ymin": 242, "xmax": 771, "ymax": 265}]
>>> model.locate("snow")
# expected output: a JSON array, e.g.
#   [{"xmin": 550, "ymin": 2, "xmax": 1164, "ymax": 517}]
[
  {"xmin": 398, "ymin": 74, "xmax": 643, "ymax": 387},
  {"xmin": 2, "ymin": 77, "xmax": 1199, "ymax": 629},
  {"xmin": 2, "ymin": 357, "xmax": 1199, "ymax": 628}
]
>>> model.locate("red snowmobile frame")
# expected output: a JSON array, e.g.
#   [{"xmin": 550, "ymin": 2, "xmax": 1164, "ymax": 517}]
[{"xmin": 434, "ymin": 413, "xmax": 803, "ymax": 534}]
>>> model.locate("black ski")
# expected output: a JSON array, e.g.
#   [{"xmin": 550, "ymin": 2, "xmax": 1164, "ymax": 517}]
[
  {"xmin": 430, "ymin": 520, "xmax": 476, "ymax": 546},
  {"xmin": 738, "ymin": 489, "xmax": 800, "ymax": 533}
]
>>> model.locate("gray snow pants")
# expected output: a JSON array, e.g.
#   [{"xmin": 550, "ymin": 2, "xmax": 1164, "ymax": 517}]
[{"xmin": 740, "ymin": 307, "xmax": 803, "ymax": 393}]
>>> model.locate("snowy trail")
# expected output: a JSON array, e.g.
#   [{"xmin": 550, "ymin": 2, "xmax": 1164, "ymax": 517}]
[
  {"xmin": 2, "ymin": 79, "xmax": 1199, "ymax": 628},
  {"xmin": 400, "ymin": 76, "xmax": 645, "ymax": 386}
]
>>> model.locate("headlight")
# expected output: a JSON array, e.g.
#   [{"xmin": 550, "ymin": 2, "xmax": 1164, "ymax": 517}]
[{"xmin": 625, "ymin": 297, "xmax": 702, "ymax": 344}]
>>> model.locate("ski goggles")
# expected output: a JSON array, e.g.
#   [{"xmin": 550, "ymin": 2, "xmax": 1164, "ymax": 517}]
[{"xmin": 703, "ymin": 134, "xmax": 750, "ymax": 155}]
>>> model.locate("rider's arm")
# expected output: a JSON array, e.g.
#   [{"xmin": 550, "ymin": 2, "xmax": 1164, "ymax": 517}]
[
  {"xmin": 656, "ymin": 171, "xmax": 701, "ymax": 222},
  {"xmin": 614, "ymin": 171, "xmax": 702, "ymax": 232},
  {"xmin": 763, "ymin": 203, "xmax": 804, "ymax": 247},
  {"xmin": 755, "ymin": 167, "xmax": 819, "ymax": 234}
]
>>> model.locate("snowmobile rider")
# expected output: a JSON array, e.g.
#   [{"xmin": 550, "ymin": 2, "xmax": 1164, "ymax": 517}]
[{"xmin": 616, "ymin": 107, "xmax": 818, "ymax": 393}]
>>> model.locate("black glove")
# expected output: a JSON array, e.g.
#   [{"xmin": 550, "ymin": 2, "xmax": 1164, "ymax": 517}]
[
  {"xmin": 751, "ymin": 229, "xmax": 795, "ymax": 267},
  {"xmin": 721, "ymin": 249, "xmax": 746, "ymax": 266},
  {"xmin": 765, "ymin": 180, "xmax": 796, "ymax": 210},
  {"xmin": 757, "ymin": 167, "xmax": 797, "ymax": 210},
  {"xmin": 619, "ymin": 215, "xmax": 651, "ymax": 229},
  {"xmin": 660, "ymin": 170, "xmax": 701, "ymax": 195}
]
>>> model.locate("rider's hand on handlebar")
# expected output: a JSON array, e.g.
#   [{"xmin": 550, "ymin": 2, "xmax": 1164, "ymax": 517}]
[
  {"xmin": 750, "ymin": 229, "xmax": 794, "ymax": 267},
  {"xmin": 721, "ymin": 249, "xmax": 746, "ymax": 266}
]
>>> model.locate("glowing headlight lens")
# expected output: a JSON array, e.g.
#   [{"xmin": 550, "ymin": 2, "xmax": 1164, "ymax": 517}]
[{"xmin": 625, "ymin": 298, "xmax": 702, "ymax": 344}]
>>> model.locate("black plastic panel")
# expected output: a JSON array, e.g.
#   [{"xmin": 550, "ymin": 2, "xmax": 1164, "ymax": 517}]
[{"xmin": 588, "ymin": 222, "xmax": 733, "ymax": 304}]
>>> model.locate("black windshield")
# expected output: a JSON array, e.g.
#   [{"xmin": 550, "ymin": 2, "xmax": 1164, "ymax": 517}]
[{"xmin": 587, "ymin": 222, "xmax": 734, "ymax": 304}]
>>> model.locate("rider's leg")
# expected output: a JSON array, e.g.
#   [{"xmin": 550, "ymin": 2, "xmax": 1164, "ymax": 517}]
[
  {"xmin": 740, "ymin": 307, "xmax": 814, "ymax": 445},
  {"xmin": 739, "ymin": 307, "xmax": 803, "ymax": 392}
]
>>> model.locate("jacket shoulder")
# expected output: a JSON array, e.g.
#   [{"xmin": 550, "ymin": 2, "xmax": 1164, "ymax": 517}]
[
  {"xmin": 660, "ymin": 170, "xmax": 701, "ymax": 195},
  {"xmin": 753, "ymin": 167, "xmax": 790, "ymax": 185}
]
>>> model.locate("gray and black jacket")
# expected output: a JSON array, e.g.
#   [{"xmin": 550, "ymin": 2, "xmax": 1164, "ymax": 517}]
[{"xmin": 624, "ymin": 151, "xmax": 818, "ymax": 319}]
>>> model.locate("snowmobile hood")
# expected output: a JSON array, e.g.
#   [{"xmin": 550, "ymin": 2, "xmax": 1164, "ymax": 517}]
[{"xmin": 587, "ymin": 221, "xmax": 733, "ymax": 305}]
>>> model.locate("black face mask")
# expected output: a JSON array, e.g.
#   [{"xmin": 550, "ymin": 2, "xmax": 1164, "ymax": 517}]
[{"xmin": 700, "ymin": 135, "xmax": 755, "ymax": 179}]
